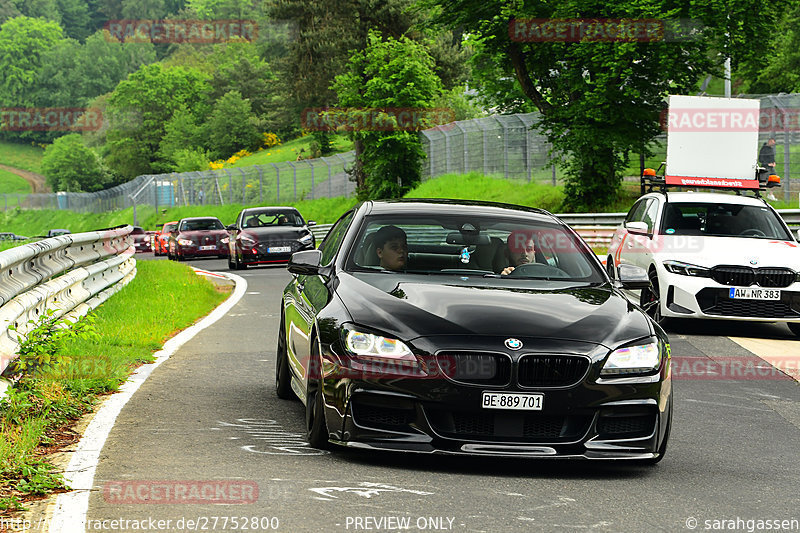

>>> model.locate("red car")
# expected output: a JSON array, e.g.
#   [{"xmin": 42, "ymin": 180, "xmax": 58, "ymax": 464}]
[
  {"xmin": 131, "ymin": 226, "xmax": 150, "ymax": 253},
  {"xmin": 168, "ymin": 217, "xmax": 229, "ymax": 261},
  {"xmin": 153, "ymin": 221, "xmax": 177, "ymax": 256}
]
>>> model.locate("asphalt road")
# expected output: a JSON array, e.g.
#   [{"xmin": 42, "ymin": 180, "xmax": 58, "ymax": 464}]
[{"xmin": 84, "ymin": 254, "xmax": 800, "ymax": 533}]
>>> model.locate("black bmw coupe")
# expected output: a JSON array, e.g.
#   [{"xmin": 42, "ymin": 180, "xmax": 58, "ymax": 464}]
[{"xmin": 278, "ymin": 200, "xmax": 672, "ymax": 462}]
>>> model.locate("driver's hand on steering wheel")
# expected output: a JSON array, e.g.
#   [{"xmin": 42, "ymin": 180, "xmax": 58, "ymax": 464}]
[{"xmin": 501, "ymin": 266, "xmax": 515, "ymax": 275}]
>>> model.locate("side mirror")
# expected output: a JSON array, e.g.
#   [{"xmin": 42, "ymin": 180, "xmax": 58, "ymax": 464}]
[
  {"xmin": 226, "ymin": 224, "xmax": 239, "ymax": 231},
  {"xmin": 616, "ymin": 263, "xmax": 650, "ymax": 290},
  {"xmin": 796, "ymin": 229, "xmax": 800, "ymax": 242},
  {"xmin": 307, "ymin": 220, "xmax": 317, "ymax": 227},
  {"xmin": 625, "ymin": 221, "xmax": 649, "ymax": 236},
  {"xmin": 288, "ymin": 249, "xmax": 324, "ymax": 276}
]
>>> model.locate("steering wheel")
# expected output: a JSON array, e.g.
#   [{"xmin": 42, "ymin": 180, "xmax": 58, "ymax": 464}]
[
  {"xmin": 504, "ymin": 262, "xmax": 570, "ymax": 278},
  {"xmin": 739, "ymin": 228, "xmax": 766, "ymax": 237}
]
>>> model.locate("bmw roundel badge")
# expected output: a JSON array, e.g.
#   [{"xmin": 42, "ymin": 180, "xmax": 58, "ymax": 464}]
[{"xmin": 505, "ymin": 338, "xmax": 523, "ymax": 350}]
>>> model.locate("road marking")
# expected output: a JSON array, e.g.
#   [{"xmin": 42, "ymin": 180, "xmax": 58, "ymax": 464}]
[
  {"xmin": 683, "ymin": 398, "xmax": 772, "ymax": 412},
  {"xmin": 310, "ymin": 482, "xmax": 434, "ymax": 501},
  {"xmin": 50, "ymin": 271, "xmax": 247, "ymax": 533},
  {"xmin": 214, "ymin": 419, "xmax": 328, "ymax": 456}
]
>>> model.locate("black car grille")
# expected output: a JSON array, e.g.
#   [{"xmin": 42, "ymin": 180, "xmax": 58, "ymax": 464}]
[
  {"xmin": 199, "ymin": 236, "xmax": 218, "ymax": 246},
  {"xmin": 435, "ymin": 353, "xmax": 511, "ymax": 386},
  {"xmin": 517, "ymin": 355, "xmax": 590, "ymax": 387},
  {"xmin": 426, "ymin": 409, "xmax": 591, "ymax": 442},
  {"xmin": 352, "ymin": 403, "xmax": 414, "ymax": 430},
  {"xmin": 597, "ymin": 414, "xmax": 656, "ymax": 439},
  {"xmin": 697, "ymin": 288, "xmax": 800, "ymax": 318},
  {"xmin": 711, "ymin": 266, "xmax": 796, "ymax": 288}
]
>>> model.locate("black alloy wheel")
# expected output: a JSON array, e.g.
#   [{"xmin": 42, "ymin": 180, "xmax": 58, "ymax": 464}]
[
  {"xmin": 275, "ymin": 311, "xmax": 295, "ymax": 400},
  {"xmin": 305, "ymin": 341, "xmax": 330, "ymax": 449}
]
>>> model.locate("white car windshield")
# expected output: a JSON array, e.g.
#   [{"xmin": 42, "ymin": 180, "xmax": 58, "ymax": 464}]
[{"xmin": 660, "ymin": 203, "xmax": 792, "ymax": 240}]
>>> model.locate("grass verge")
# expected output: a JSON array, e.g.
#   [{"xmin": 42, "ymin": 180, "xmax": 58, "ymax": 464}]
[
  {"xmin": 230, "ymin": 134, "xmax": 353, "ymax": 167},
  {"xmin": 0, "ymin": 260, "xmax": 228, "ymax": 512},
  {"xmin": 0, "ymin": 169, "xmax": 31, "ymax": 195},
  {"xmin": 0, "ymin": 142, "xmax": 44, "ymax": 174}
]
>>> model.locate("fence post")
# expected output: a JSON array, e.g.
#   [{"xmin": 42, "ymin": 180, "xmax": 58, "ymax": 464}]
[
  {"xmin": 307, "ymin": 160, "xmax": 315, "ymax": 199},
  {"xmin": 455, "ymin": 123, "xmax": 467, "ymax": 173},
  {"xmin": 287, "ymin": 161, "xmax": 297, "ymax": 201},
  {"xmin": 271, "ymin": 163, "xmax": 280, "ymax": 203},
  {"xmin": 503, "ymin": 121, "xmax": 509, "ymax": 179},
  {"xmin": 240, "ymin": 168, "xmax": 247, "ymax": 204},
  {"xmin": 482, "ymin": 123, "xmax": 489, "ymax": 175},
  {"xmin": 444, "ymin": 129, "xmax": 452, "ymax": 174},
  {"xmin": 258, "ymin": 166, "xmax": 263, "ymax": 203},
  {"xmin": 327, "ymin": 158, "xmax": 332, "ymax": 198},
  {"xmin": 526, "ymin": 126, "xmax": 532, "ymax": 182}
]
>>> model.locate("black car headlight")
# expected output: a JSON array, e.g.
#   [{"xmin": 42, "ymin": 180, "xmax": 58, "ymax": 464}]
[
  {"xmin": 663, "ymin": 260, "xmax": 710, "ymax": 277},
  {"xmin": 342, "ymin": 325, "xmax": 417, "ymax": 368},
  {"xmin": 601, "ymin": 339, "xmax": 662, "ymax": 376}
]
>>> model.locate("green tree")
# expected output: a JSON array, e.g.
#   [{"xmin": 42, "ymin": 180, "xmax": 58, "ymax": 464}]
[
  {"xmin": 334, "ymin": 32, "xmax": 443, "ymax": 199},
  {"xmin": 423, "ymin": 0, "xmax": 788, "ymax": 210},
  {"xmin": 202, "ymin": 90, "xmax": 263, "ymax": 159},
  {"xmin": 41, "ymin": 133, "xmax": 108, "ymax": 191},
  {"xmin": 105, "ymin": 63, "xmax": 210, "ymax": 177},
  {"xmin": 0, "ymin": 16, "xmax": 64, "ymax": 108},
  {"xmin": 736, "ymin": 3, "xmax": 800, "ymax": 93},
  {"xmin": 56, "ymin": 0, "xmax": 91, "ymax": 40},
  {"xmin": 158, "ymin": 105, "xmax": 202, "ymax": 164}
]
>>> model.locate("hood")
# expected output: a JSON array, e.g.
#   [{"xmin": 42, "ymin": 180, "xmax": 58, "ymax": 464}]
[
  {"xmin": 240, "ymin": 226, "xmax": 310, "ymax": 239},
  {"xmin": 336, "ymin": 272, "xmax": 652, "ymax": 350},
  {"xmin": 650, "ymin": 235, "xmax": 800, "ymax": 268}
]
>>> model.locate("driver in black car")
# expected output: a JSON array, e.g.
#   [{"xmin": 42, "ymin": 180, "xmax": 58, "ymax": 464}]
[
  {"xmin": 374, "ymin": 225, "xmax": 408, "ymax": 271},
  {"xmin": 501, "ymin": 230, "xmax": 536, "ymax": 275}
]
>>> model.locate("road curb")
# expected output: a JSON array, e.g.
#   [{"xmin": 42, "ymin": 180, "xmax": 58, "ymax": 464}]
[{"xmin": 46, "ymin": 269, "xmax": 247, "ymax": 533}]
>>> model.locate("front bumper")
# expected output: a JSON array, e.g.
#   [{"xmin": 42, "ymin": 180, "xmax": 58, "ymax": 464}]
[
  {"xmin": 241, "ymin": 241, "xmax": 315, "ymax": 265},
  {"xmin": 178, "ymin": 244, "xmax": 228, "ymax": 257},
  {"xmin": 317, "ymin": 339, "xmax": 671, "ymax": 459},
  {"xmin": 656, "ymin": 268, "xmax": 800, "ymax": 322}
]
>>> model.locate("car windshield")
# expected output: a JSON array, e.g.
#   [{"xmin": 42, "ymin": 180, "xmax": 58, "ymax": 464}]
[
  {"xmin": 180, "ymin": 219, "xmax": 223, "ymax": 231},
  {"xmin": 164, "ymin": 223, "xmax": 177, "ymax": 232},
  {"xmin": 346, "ymin": 215, "xmax": 604, "ymax": 282},
  {"xmin": 242, "ymin": 211, "xmax": 304, "ymax": 228},
  {"xmin": 661, "ymin": 202, "xmax": 792, "ymax": 240}
]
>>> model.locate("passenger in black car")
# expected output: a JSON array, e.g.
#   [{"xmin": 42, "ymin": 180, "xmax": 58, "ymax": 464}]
[
  {"xmin": 373, "ymin": 225, "xmax": 408, "ymax": 271},
  {"xmin": 501, "ymin": 230, "xmax": 536, "ymax": 275}
]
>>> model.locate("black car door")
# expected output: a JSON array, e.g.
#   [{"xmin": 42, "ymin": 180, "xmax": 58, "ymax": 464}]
[{"xmin": 285, "ymin": 211, "xmax": 354, "ymax": 383}]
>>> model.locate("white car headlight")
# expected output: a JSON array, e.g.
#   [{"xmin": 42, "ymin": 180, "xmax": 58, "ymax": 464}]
[
  {"xmin": 177, "ymin": 238, "xmax": 193, "ymax": 246},
  {"xmin": 344, "ymin": 327, "xmax": 416, "ymax": 366},
  {"xmin": 663, "ymin": 260, "xmax": 710, "ymax": 277},
  {"xmin": 601, "ymin": 341, "xmax": 661, "ymax": 375},
  {"xmin": 239, "ymin": 235, "xmax": 256, "ymax": 247},
  {"xmin": 299, "ymin": 234, "xmax": 313, "ymax": 245}
]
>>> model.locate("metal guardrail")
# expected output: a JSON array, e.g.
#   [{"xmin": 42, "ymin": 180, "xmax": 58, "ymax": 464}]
[
  {"xmin": 0, "ymin": 226, "xmax": 136, "ymax": 379},
  {"xmin": 309, "ymin": 209, "xmax": 800, "ymax": 247}
]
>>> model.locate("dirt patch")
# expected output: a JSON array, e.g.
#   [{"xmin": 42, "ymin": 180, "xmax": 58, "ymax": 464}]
[{"xmin": 0, "ymin": 165, "xmax": 50, "ymax": 194}]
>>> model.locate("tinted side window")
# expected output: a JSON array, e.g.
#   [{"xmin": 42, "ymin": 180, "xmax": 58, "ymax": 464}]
[
  {"xmin": 625, "ymin": 200, "xmax": 648, "ymax": 223},
  {"xmin": 319, "ymin": 211, "xmax": 355, "ymax": 265},
  {"xmin": 641, "ymin": 200, "xmax": 659, "ymax": 232}
]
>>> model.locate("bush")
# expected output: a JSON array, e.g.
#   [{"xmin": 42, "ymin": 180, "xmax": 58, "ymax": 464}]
[{"xmin": 41, "ymin": 134, "xmax": 108, "ymax": 192}]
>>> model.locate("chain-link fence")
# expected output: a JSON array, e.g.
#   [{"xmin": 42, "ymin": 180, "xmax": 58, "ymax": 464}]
[
  {"xmin": 420, "ymin": 113, "xmax": 564, "ymax": 183},
  {"xmin": 4, "ymin": 93, "xmax": 800, "ymax": 214}
]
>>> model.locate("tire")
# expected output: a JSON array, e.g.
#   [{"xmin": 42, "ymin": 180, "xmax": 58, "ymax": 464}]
[
  {"xmin": 640, "ymin": 268, "xmax": 666, "ymax": 325},
  {"xmin": 237, "ymin": 252, "xmax": 248, "ymax": 270},
  {"xmin": 228, "ymin": 253, "xmax": 236, "ymax": 270},
  {"xmin": 788, "ymin": 322, "xmax": 800, "ymax": 338},
  {"xmin": 276, "ymin": 311, "xmax": 296, "ymax": 400},
  {"xmin": 305, "ymin": 341, "xmax": 330, "ymax": 449}
]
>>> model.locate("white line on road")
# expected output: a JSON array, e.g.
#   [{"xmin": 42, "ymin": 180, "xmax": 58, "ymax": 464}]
[{"xmin": 49, "ymin": 271, "xmax": 247, "ymax": 533}]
